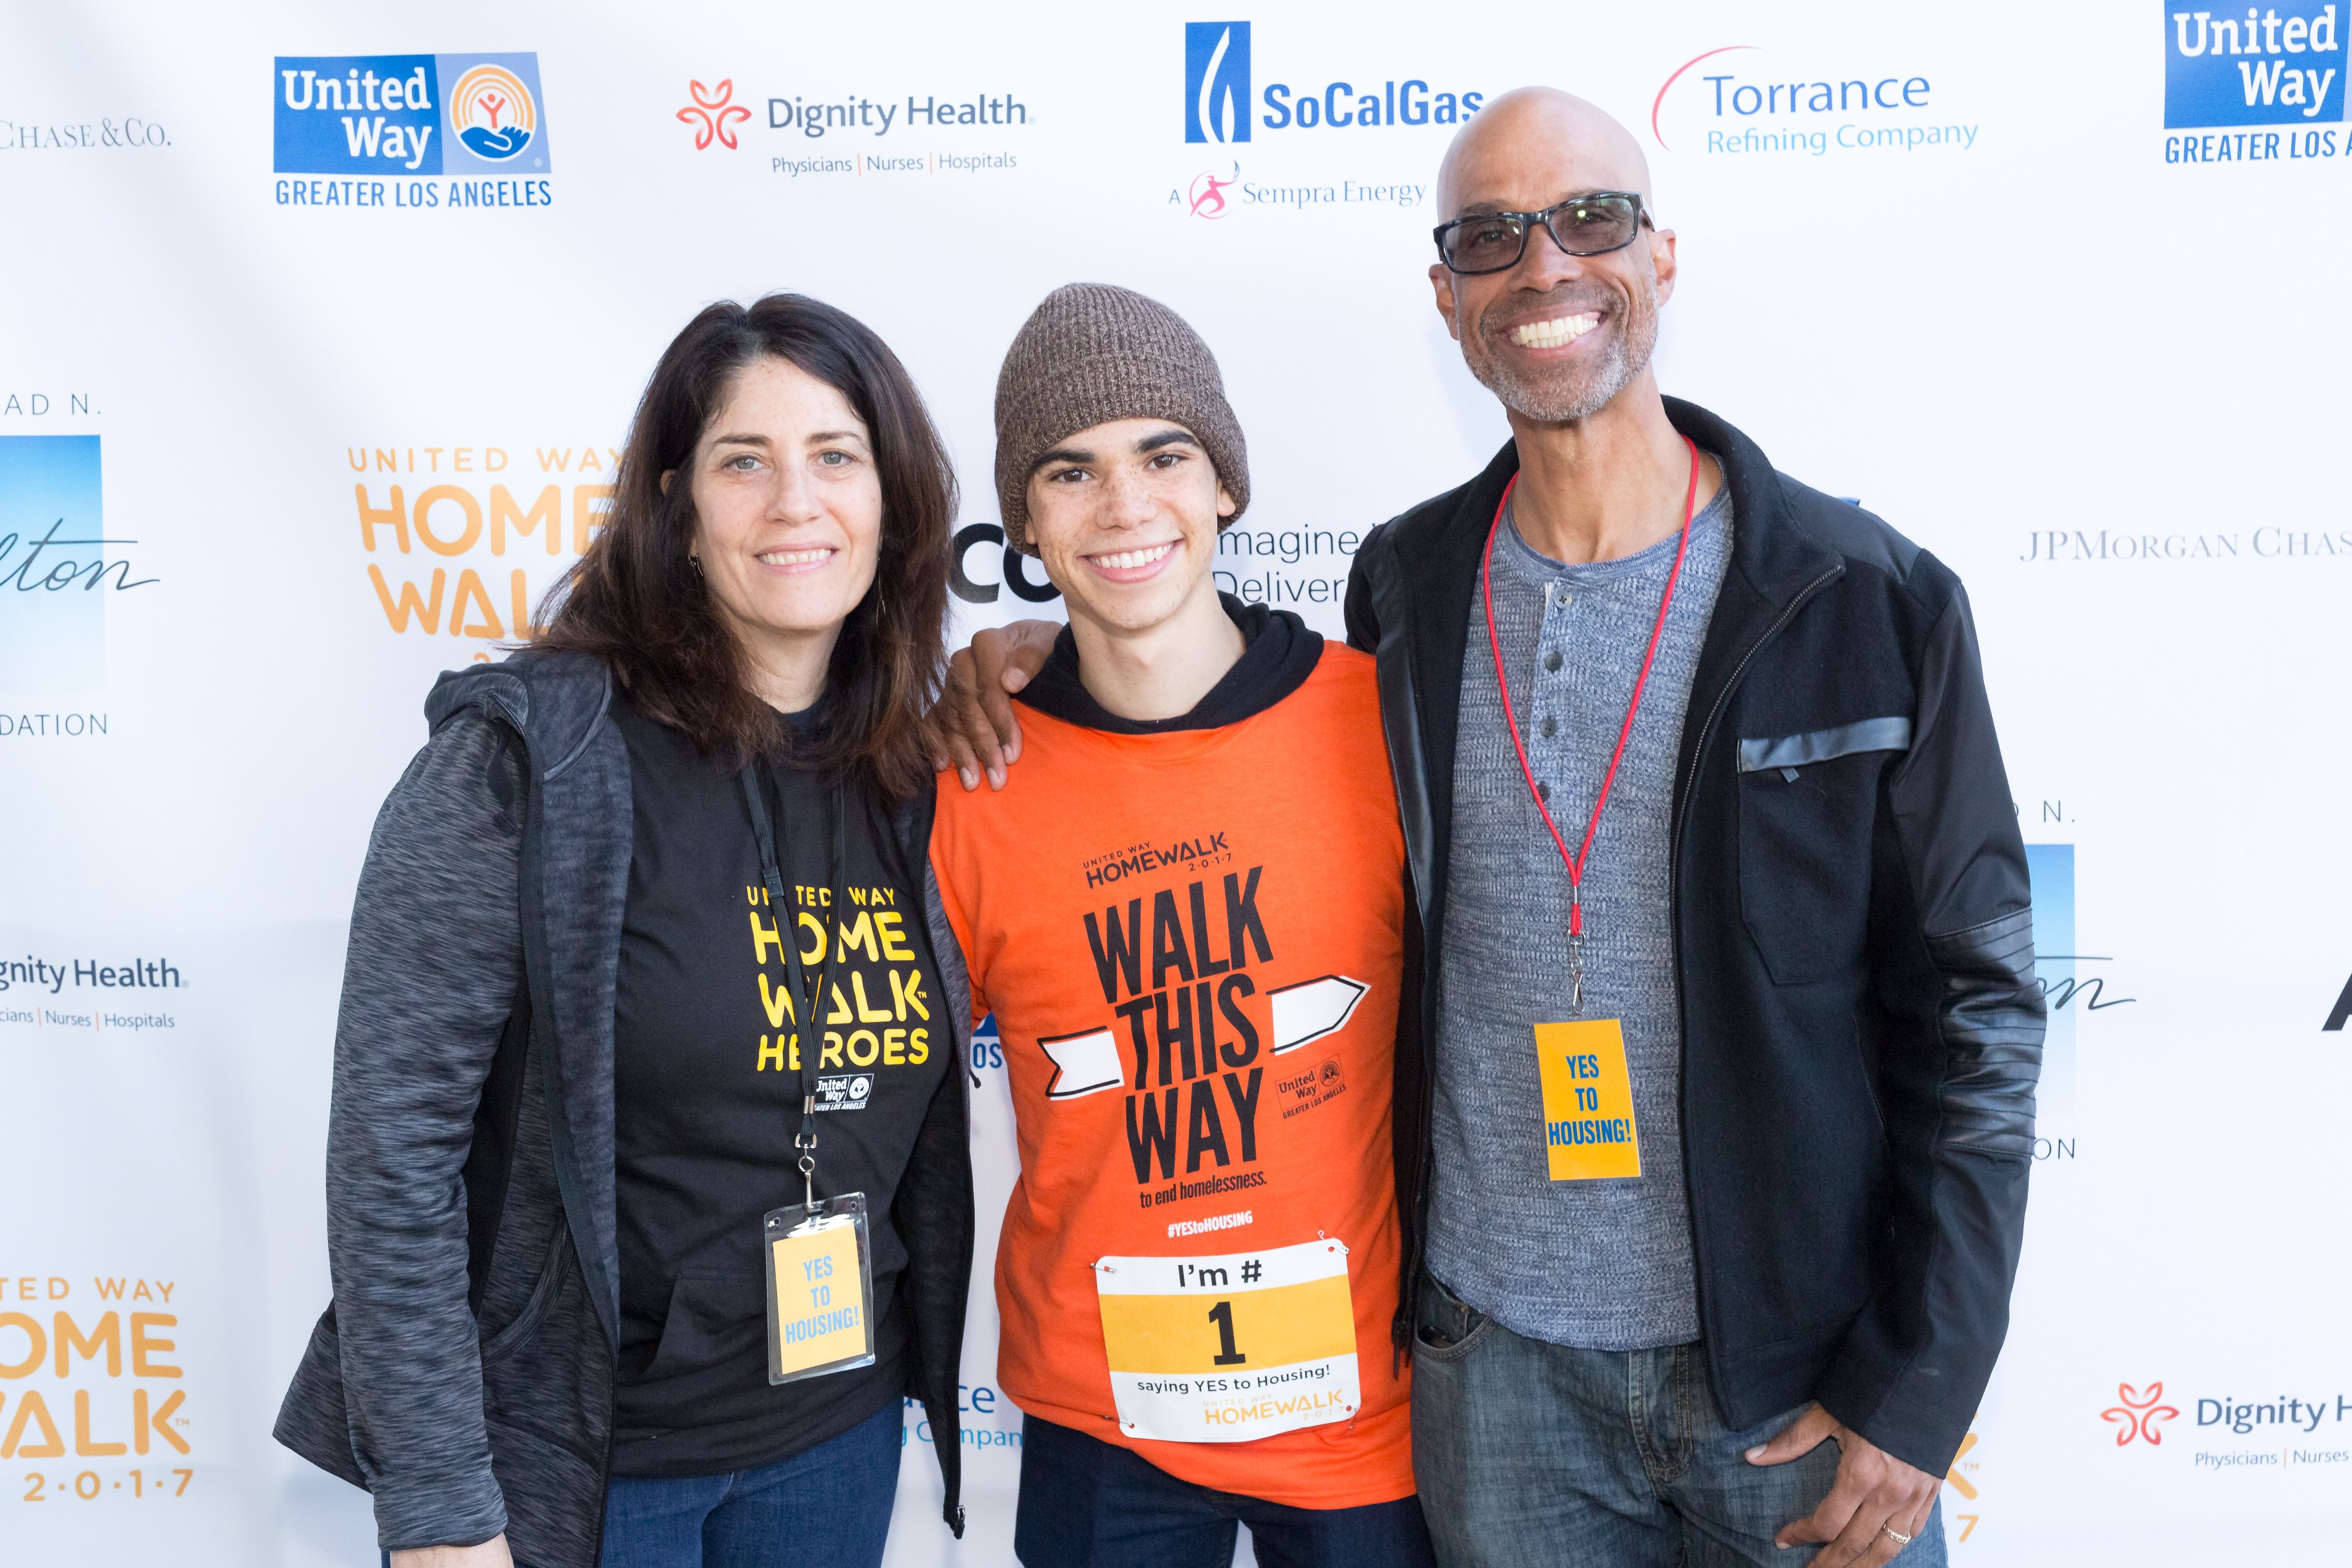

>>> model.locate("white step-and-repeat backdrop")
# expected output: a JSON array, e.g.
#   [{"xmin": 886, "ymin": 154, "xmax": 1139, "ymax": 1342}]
[{"xmin": 4, "ymin": 1, "xmax": 2347, "ymax": 1563}]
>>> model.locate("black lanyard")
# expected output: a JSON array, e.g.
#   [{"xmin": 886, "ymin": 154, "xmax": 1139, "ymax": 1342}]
[{"xmin": 740, "ymin": 760, "xmax": 845, "ymax": 1204}]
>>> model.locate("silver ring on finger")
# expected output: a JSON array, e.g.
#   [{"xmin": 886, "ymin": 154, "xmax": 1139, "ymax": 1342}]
[{"xmin": 1881, "ymin": 1525, "xmax": 1913, "ymax": 1547}]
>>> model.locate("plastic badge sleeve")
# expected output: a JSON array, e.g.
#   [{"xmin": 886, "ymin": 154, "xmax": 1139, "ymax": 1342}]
[{"xmin": 764, "ymin": 1191, "xmax": 878, "ymax": 1385}]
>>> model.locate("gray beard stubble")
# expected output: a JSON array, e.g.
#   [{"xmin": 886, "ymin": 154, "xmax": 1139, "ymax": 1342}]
[{"xmin": 1464, "ymin": 285, "xmax": 1661, "ymax": 424}]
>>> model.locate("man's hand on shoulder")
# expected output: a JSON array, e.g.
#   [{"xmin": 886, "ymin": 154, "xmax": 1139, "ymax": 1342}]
[
  {"xmin": 391, "ymin": 1537, "xmax": 513, "ymax": 1568},
  {"xmin": 938, "ymin": 620, "xmax": 1059, "ymax": 791},
  {"xmin": 1748, "ymin": 1404, "xmax": 1939, "ymax": 1565}
]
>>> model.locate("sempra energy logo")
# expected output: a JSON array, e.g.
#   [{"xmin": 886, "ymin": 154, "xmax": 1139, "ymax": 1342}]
[{"xmin": 2166, "ymin": 4, "xmax": 2345, "ymax": 126}]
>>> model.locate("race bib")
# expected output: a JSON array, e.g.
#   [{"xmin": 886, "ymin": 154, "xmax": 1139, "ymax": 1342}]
[
  {"xmin": 1093, "ymin": 1238, "xmax": 1359, "ymax": 1443},
  {"xmin": 1536, "ymin": 1019, "xmax": 1642, "ymax": 1180}
]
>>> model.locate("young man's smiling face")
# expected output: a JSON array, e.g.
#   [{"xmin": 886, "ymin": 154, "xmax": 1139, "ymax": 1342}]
[{"xmin": 1023, "ymin": 417, "xmax": 1236, "ymax": 637}]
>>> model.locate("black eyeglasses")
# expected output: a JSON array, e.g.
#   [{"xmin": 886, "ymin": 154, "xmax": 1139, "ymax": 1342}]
[{"xmin": 1432, "ymin": 192, "xmax": 1652, "ymax": 275}]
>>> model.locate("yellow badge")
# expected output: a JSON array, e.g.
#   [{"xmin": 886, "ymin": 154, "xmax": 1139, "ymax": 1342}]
[
  {"xmin": 766, "ymin": 1213, "xmax": 872, "ymax": 1379},
  {"xmin": 1536, "ymin": 1019, "xmax": 1642, "ymax": 1181},
  {"xmin": 1093, "ymin": 1238, "xmax": 1360, "ymax": 1443}
]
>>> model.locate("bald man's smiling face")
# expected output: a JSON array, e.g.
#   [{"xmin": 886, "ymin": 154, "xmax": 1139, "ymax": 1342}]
[{"xmin": 1431, "ymin": 91, "xmax": 1678, "ymax": 425}]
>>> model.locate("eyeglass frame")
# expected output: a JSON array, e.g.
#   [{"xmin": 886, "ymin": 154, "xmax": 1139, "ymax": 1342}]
[{"xmin": 1431, "ymin": 192, "xmax": 1655, "ymax": 275}]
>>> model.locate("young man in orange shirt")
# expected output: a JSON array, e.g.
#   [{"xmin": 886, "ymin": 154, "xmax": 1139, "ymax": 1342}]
[{"xmin": 928, "ymin": 284, "xmax": 1434, "ymax": 1568}]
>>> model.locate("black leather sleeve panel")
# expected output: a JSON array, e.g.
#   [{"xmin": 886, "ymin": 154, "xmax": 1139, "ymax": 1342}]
[{"xmin": 1924, "ymin": 907, "xmax": 2042, "ymax": 1156}]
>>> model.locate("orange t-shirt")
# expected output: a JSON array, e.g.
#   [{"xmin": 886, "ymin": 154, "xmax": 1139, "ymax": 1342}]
[{"xmin": 930, "ymin": 642, "xmax": 1413, "ymax": 1509}]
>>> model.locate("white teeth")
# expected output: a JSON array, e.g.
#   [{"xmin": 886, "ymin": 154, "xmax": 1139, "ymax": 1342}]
[
  {"xmin": 757, "ymin": 548, "xmax": 832, "ymax": 567},
  {"xmin": 1511, "ymin": 312, "xmax": 1600, "ymax": 349},
  {"xmin": 1094, "ymin": 542, "xmax": 1177, "ymax": 571}
]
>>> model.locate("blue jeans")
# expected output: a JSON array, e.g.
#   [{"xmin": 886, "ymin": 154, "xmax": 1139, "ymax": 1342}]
[
  {"xmin": 1014, "ymin": 1414, "xmax": 1438, "ymax": 1568},
  {"xmin": 1409, "ymin": 1272, "xmax": 1946, "ymax": 1568},
  {"xmin": 597, "ymin": 1400, "xmax": 904, "ymax": 1568}
]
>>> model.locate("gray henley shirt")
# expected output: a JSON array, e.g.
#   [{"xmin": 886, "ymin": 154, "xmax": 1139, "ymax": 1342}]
[{"xmin": 1424, "ymin": 476, "xmax": 1732, "ymax": 1350}]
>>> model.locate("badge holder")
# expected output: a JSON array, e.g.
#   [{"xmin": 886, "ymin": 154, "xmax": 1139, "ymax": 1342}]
[
  {"xmin": 743, "ymin": 766, "xmax": 877, "ymax": 1386},
  {"xmin": 764, "ymin": 1189, "xmax": 877, "ymax": 1385}
]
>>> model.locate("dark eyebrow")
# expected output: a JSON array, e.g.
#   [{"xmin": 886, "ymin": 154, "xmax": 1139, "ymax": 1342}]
[
  {"xmin": 707, "ymin": 432, "xmax": 773, "ymax": 448},
  {"xmin": 1135, "ymin": 429, "xmax": 1200, "ymax": 455},
  {"xmin": 803, "ymin": 429, "xmax": 867, "ymax": 445},
  {"xmin": 1032, "ymin": 444, "xmax": 1094, "ymax": 472}
]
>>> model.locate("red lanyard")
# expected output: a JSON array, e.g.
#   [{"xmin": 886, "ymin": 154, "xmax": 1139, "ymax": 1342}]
[{"xmin": 1480, "ymin": 435, "xmax": 1699, "ymax": 1001}]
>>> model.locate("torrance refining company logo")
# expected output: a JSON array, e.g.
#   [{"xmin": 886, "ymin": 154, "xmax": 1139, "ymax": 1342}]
[
  {"xmin": 1651, "ymin": 43, "xmax": 1976, "ymax": 159},
  {"xmin": 2104, "ymin": 1381, "xmax": 2181, "ymax": 1447},
  {"xmin": 679, "ymin": 79, "xmax": 751, "ymax": 150}
]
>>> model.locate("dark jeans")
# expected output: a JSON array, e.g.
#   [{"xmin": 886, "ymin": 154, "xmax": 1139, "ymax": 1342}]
[
  {"xmin": 1014, "ymin": 1413, "xmax": 1438, "ymax": 1568},
  {"xmin": 1410, "ymin": 1270, "xmax": 1946, "ymax": 1568},
  {"xmin": 597, "ymin": 1400, "xmax": 903, "ymax": 1568}
]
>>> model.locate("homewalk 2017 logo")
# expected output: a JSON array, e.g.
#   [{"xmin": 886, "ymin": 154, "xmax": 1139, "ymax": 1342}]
[
  {"xmin": 272, "ymin": 53, "xmax": 554, "ymax": 208},
  {"xmin": 2164, "ymin": 3, "xmax": 2348, "ymax": 164}
]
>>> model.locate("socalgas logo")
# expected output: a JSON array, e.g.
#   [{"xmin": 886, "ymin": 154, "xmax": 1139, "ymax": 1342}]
[
  {"xmin": 272, "ymin": 53, "xmax": 554, "ymax": 207},
  {"xmin": 1652, "ymin": 45, "xmax": 1977, "ymax": 160},
  {"xmin": 1181, "ymin": 20, "xmax": 1483, "ymax": 142}
]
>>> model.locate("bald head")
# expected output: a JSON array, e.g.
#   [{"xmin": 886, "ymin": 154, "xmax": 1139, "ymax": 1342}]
[{"xmin": 1435, "ymin": 87, "xmax": 1653, "ymax": 220}]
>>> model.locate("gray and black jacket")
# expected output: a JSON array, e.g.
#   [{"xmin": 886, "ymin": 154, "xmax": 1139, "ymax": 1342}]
[
  {"xmin": 1345, "ymin": 397, "xmax": 2044, "ymax": 1477},
  {"xmin": 274, "ymin": 650, "xmax": 975, "ymax": 1565}
]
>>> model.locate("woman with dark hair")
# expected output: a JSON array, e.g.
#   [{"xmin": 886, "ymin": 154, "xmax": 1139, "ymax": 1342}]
[{"xmin": 276, "ymin": 294, "xmax": 977, "ymax": 1568}]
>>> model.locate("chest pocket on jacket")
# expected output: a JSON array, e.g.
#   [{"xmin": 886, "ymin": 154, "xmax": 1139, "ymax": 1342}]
[{"xmin": 1734, "ymin": 717, "xmax": 1911, "ymax": 986}]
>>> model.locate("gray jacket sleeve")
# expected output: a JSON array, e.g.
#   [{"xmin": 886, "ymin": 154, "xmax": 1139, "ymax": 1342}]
[{"xmin": 327, "ymin": 712, "xmax": 522, "ymax": 1550}]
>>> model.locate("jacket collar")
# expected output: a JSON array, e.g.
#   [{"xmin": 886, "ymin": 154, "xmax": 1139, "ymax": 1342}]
[
  {"xmin": 1659, "ymin": 396, "xmax": 1846, "ymax": 858},
  {"xmin": 1382, "ymin": 396, "xmax": 1843, "ymax": 940}
]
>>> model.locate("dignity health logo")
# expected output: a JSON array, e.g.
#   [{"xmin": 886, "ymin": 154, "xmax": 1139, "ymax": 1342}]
[
  {"xmin": 272, "ymin": 53, "xmax": 554, "ymax": 206},
  {"xmin": 2165, "ymin": 4, "xmax": 2345, "ymax": 125}
]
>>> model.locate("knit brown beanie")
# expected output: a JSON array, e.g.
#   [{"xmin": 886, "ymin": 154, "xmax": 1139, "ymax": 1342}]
[{"xmin": 993, "ymin": 283, "xmax": 1249, "ymax": 554}]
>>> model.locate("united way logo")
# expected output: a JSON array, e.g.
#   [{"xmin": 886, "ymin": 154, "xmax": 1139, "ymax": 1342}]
[
  {"xmin": 273, "ymin": 52, "xmax": 552, "ymax": 175},
  {"xmin": 448, "ymin": 63, "xmax": 537, "ymax": 160},
  {"xmin": 2164, "ymin": 2, "xmax": 2346, "ymax": 126},
  {"xmin": 2103, "ymin": 1381, "xmax": 2180, "ymax": 1446},
  {"xmin": 1185, "ymin": 21, "xmax": 1251, "ymax": 143}
]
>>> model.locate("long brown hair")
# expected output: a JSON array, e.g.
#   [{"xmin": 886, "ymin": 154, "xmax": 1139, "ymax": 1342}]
[{"xmin": 537, "ymin": 294, "xmax": 954, "ymax": 799}]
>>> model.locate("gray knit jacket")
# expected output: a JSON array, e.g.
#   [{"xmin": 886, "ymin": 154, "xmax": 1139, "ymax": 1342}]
[{"xmin": 273, "ymin": 651, "xmax": 975, "ymax": 1564}]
